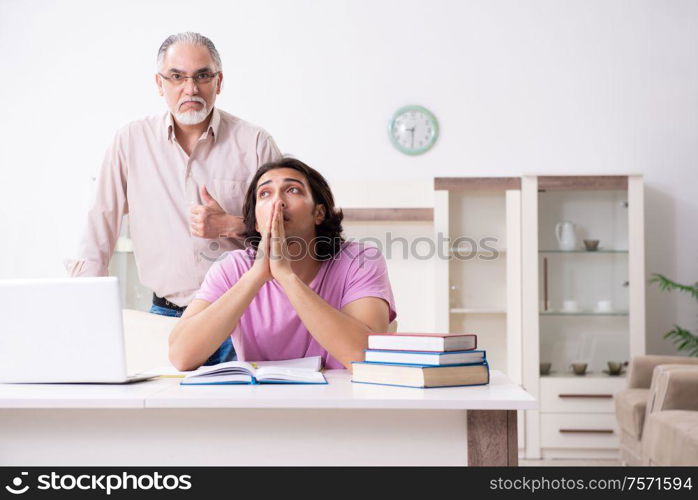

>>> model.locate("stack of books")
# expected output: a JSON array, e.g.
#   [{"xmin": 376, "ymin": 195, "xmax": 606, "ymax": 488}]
[{"xmin": 351, "ymin": 333, "xmax": 489, "ymax": 388}]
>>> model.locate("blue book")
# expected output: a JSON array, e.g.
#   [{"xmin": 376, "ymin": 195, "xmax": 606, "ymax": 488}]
[
  {"xmin": 351, "ymin": 360, "xmax": 490, "ymax": 388},
  {"xmin": 364, "ymin": 349, "xmax": 486, "ymax": 366},
  {"xmin": 180, "ymin": 357, "xmax": 327, "ymax": 385}
]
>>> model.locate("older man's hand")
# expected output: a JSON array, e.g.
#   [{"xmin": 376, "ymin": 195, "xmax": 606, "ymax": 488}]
[{"xmin": 190, "ymin": 185, "xmax": 245, "ymax": 240}]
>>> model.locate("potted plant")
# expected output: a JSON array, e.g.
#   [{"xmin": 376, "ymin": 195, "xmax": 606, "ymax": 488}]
[{"xmin": 650, "ymin": 273, "xmax": 698, "ymax": 356}]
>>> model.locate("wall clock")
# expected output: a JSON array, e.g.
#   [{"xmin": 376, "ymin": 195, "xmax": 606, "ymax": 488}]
[{"xmin": 388, "ymin": 105, "xmax": 439, "ymax": 155}]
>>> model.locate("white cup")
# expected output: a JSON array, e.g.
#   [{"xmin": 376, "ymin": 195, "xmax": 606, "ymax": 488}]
[
  {"xmin": 561, "ymin": 299, "xmax": 578, "ymax": 312},
  {"xmin": 596, "ymin": 300, "xmax": 612, "ymax": 313}
]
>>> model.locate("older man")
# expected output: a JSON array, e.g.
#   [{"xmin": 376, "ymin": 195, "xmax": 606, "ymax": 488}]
[{"xmin": 66, "ymin": 32, "xmax": 281, "ymax": 364}]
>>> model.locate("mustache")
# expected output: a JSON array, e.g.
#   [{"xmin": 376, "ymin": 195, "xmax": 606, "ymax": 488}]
[{"xmin": 177, "ymin": 96, "xmax": 206, "ymax": 109}]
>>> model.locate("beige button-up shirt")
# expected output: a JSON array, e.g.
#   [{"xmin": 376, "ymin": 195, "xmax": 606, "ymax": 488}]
[{"xmin": 65, "ymin": 108, "xmax": 282, "ymax": 306}]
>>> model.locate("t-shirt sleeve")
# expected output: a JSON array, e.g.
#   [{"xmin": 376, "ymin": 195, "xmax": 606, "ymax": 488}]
[
  {"xmin": 340, "ymin": 245, "xmax": 397, "ymax": 323},
  {"xmin": 194, "ymin": 252, "xmax": 245, "ymax": 304}
]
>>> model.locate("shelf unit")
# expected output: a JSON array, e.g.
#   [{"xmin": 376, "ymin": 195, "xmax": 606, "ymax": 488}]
[
  {"xmin": 521, "ymin": 174, "xmax": 645, "ymax": 460},
  {"xmin": 434, "ymin": 177, "xmax": 522, "ymax": 371},
  {"xmin": 434, "ymin": 177, "xmax": 524, "ymax": 450},
  {"xmin": 436, "ymin": 174, "xmax": 646, "ymax": 459}
]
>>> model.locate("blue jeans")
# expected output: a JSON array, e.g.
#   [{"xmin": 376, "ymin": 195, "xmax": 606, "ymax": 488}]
[{"xmin": 149, "ymin": 304, "xmax": 236, "ymax": 366}]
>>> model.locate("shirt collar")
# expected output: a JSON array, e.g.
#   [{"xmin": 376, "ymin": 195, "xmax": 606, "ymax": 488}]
[
  {"xmin": 166, "ymin": 107, "xmax": 220, "ymax": 143},
  {"xmin": 207, "ymin": 107, "xmax": 221, "ymax": 142}
]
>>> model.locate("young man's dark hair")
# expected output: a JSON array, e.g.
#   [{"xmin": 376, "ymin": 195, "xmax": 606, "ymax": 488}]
[{"xmin": 241, "ymin": 157, "xmax": 345, "ymax": 259}]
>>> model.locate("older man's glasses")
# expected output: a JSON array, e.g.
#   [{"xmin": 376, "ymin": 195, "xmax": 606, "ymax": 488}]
[{"xmin": 159, "ymin": 72, "xmax": 220, "ymax": 86}]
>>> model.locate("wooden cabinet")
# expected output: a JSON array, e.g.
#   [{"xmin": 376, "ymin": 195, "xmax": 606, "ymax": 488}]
[
  {"xmin": 521, "ymin": 175, "xmax": 645, "ymax": 459},
  {"xmin": 435, "ymin": 175, "xmax": 645, "ymax": 459}
]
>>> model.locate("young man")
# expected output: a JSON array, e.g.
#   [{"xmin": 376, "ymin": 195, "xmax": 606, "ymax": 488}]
[
  {"xmin": 169, "ymin": 158, "xmax": 397, "ymax": 371},
  {"xmin": 66, "ymin": 32, "xmax": 282, "ymax": 364}
]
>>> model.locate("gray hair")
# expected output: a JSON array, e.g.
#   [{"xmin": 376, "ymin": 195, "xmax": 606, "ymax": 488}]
[{"xmin": 157, "ymin": 32, "xmax": 222, "ymax": 72}]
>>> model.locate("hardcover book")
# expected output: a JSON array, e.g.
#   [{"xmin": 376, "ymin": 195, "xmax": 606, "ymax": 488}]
[
  {"xmin": 368, "ymin": 333, "xmax": 477, "ymax": 352},
  {"xmin": 364, "ymin": 349, "xmax": 486, "ymax": 366},
  {"xmin": 351, "ymin": 360, "xmax": 490, "ymax": 388}
]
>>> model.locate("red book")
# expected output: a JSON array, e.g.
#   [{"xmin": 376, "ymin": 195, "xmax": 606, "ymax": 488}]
[{"xmin": 368, "ymin": 333, "xmax": 477, "ymax": 352}]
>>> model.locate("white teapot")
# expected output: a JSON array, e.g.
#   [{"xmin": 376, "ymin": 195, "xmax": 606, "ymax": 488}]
[{"xmin": 555, "ymin": 221, "xmax": 577, "ymax": 251}]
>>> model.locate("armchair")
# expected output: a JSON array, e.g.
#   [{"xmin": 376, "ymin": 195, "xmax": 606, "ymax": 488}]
[
  {"xmin": 614, "ymin": 355, "xmax": 698, "ymax": 465},
  {"xmin": 641, "ymin": 365, "xmax": 698, "ymax": 465}
]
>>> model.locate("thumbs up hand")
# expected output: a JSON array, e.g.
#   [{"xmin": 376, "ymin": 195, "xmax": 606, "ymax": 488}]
[
  {"xmin": 190, "ymin": 185, "xmax": 245, "ymax": 239},
  {"xmin": 199, "ymin": 185, "xmax": 220, "ymax": 208}
]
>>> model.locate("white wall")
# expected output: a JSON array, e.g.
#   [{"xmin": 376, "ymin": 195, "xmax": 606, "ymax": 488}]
[{"xmin": 1, "ymin": 0, "xmax": 696, "ymax": 354}]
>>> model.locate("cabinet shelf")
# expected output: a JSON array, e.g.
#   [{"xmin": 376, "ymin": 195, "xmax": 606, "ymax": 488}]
[
  {"xmin": 449, "ymin": 248, "xmax": 506, "ymax": 257},
  {"xmin": 450, "ymin": 308, "xmax": 507, "ymax": 314},
  {"xmin": 540, "ymin": 311, "xmax": 629, "ymax": 316},
  {"xmin": 539, "ymin": 249, "xmax": 628, "ymax": 254},
  {"xmin": 539, "ymin": 373, "xmax": 627, "ymax": 379},
  {"xmin": 342, "ymin": 207, "xmax": 433, "ymax": 222}
]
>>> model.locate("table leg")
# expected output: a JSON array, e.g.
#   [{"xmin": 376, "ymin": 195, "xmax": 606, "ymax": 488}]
[{"xmin": 467, "ymin": 410, "xmax": 518, "ymax": 466}]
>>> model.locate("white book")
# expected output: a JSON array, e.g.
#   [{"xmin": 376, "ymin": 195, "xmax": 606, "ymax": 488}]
[
  {"xmin": 180, "ymin": 356, "xmax": 327, "ymax": 385},
  {"xmin": 368, "ymin": 333, "xmax": 477, "ymax": 352}
]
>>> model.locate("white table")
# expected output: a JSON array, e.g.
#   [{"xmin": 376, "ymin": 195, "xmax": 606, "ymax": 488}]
[{"xmin": 0, "ymin": 370, "xmax": 536, "ymax": 466}]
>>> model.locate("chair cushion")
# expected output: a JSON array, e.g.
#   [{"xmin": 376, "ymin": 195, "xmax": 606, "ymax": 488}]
[
  {"xmin": 615, "ymin": 388, "xmax": 648, "ymax": 439},
  {"xmin": 642, "ymin": 411, "xmax": 698, "ymax": 466},
  {"xmin": 650, "ymin": 365, "xmax": 698, "ymax": 413},
  {"xmin": 628, "ymin": 355, "xmax": 698, "ymax": 389}
]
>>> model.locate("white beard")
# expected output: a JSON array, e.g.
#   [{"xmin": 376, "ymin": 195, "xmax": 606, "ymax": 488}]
[
  {"xmin": 175, "ymin": 106, "xmax": 210, "ymax": 125},
  {"xmin": 174, "ymin": 97, "xmax": 210, "ymax": 125}
]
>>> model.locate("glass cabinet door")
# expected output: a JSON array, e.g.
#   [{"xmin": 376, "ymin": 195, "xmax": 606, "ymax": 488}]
[{"xmin": 537, "ymin": 187, "xmax": 630, "ymax": 377}]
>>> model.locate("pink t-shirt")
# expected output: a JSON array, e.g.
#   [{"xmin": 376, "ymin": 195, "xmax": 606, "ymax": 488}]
[{"xmin": 195, "ymin": 241, "xmax": 397, "ymax": 369}]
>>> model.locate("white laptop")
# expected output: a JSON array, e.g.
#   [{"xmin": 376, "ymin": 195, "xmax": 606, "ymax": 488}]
[{"xmin": 0, "ymin": 277, "xmax": 154, "ymax": 383}]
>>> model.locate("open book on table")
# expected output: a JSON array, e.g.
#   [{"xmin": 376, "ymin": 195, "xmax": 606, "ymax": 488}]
[{"xmin": 180, "ymin": 356, "xmax": 327, "ymax": 385}]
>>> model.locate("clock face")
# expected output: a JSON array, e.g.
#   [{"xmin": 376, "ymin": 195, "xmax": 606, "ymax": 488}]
[{"xmin": 389, "ymin": 105, "xmax": 439, "ymax": 155}]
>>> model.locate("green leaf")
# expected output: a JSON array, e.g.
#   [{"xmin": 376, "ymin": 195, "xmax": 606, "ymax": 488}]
[
  {"xmin": 661, "ymin": 324, "xmax": 698, "ymax": 356},
  {"xmin": 650, "ymin": 273, "xmax": 698, "ymax": 301},
  {"xmin": 651, "ymin": 274, "xmax": 698, "ymax": 356}
]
